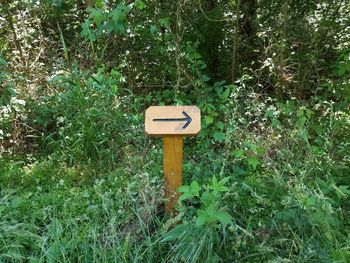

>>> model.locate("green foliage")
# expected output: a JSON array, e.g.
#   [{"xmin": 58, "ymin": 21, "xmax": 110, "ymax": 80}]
[
  {"xmin": 0, "ymin": 155, "xmax": 163, "ymax": 262},
  {"xmin": 160, "ymin": 177, "xmax": 233, "ymax": 262},
  {"xmin": 81, "ymin": 3, "xmax": 132, "ymax": 41},
  {"xmin": 1, "ymin": 0, "xmax": 350, "ymax": 262},
  {"xmin": 178, "ymin": 176, "xmax": 232, "ymax": 226},
  {"xmin": 27, "ymin": 67, "xmax": 128, "ymax": 168},
  {"xmin": 0, "ymin": 55, "xmax": 15, "ymax": 106},
  {"xmin": 178, "ymin": 181, "xmax": 200, "ymax": 201}
]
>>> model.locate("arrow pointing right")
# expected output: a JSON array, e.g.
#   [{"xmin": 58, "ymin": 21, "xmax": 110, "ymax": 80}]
[{"xmin": 152, "ymin": 111, "xmax": 192, "ymax": 129}]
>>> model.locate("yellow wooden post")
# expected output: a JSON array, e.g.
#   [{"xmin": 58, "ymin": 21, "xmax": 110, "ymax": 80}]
[
  {"xmin": 163, "ymin": 136, "xmax": 183, "ymax": 213},
  {"xmin": 145, "ymin": 106, "xmax": 200, "ymax": 213}
]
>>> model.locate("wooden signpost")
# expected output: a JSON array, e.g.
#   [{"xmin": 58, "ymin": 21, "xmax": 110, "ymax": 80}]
[{"xmin": 145, "ymin": 106, "xmax": 201, "ymax": 213}]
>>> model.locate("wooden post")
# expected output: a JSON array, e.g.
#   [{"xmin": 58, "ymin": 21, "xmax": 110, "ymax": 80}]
[
  {"xmin": 163, "ymin": 136, "xmax": 183, "ymax": 213},
  {"xmin": 145, "ymin": 106, "xmax": 200, "ymax": 214}
]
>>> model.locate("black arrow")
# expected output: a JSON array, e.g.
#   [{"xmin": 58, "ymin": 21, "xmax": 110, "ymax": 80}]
[{"xmin": 153, "ymin": 111, "xmax": 192, "ymax": 129}]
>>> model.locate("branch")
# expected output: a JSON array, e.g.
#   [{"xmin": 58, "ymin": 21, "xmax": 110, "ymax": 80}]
[{"xmin": 198, "ymin": 1, "xmax": 231, "ymax": 22}]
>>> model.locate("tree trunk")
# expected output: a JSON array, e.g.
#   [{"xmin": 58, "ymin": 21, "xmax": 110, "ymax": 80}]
[
  {"xmin": 239, "ymin": 0, "xmax": 257, "ymax": 68},
  {"xmin": 231, "ymin": 0, "xmax": 241, "ymax": 83}
]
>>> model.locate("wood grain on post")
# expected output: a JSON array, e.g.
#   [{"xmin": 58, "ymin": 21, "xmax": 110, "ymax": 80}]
[{"xmin": 163, "ymin": 136, "xmax": 183, "ymax": 213}]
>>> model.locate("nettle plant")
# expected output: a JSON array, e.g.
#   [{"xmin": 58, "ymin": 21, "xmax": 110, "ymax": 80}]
[
  {"xmin": 178, "ymin": 176, "xmax": 232, "ymax": 226},
  {"xmin": 161, "ymin": 177, "xmax": 233, "ymax": 262}
]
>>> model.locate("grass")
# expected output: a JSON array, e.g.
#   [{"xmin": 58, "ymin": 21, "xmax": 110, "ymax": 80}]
[
  {"xmin": 1, "ymin": 70, "xmax": 350, "ymax": 262},
  {"xmin": 0, "ymin": 149, "xmax": 165, "ymax": 262}
]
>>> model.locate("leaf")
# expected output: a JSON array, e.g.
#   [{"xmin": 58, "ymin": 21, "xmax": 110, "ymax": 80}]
[
  {"xmin": 215, "ymin": 121, "xmax": 224, "ymax": 130},
  {"xmin": 46, "ymin": 242, "xmax": 61, "ymax": 262},
  {"xmin": 339, "ymin": 185, "xmax": 350, "ymax": 195},
  {"xmin": 81, "ymin": 19, "xmax": 91, "ymax": 37},
  {"xmin": 135, "ymin": 0, "xmax": 145, "ymax": 10},
  {"xmin": 210, "ymin": 176, "xmax": 230, "ymax": 194},
  {"xmin": 196, "ymin": 204, "xmax": 232, "ymax": 226},
  {"xmin": 0, "ymin": 56, "xmax": 7, "ymax": 66},
  {"xmin": 338, "ymin": 65, "xmax": 346, "ymax": 76},
  {"xmin": 95, "ymin": 0, "xmax": 103, "ymax": 8},
  {"xmin": 219, "ymin": 177, "xmax": 230, "ymax": 185},
  {"xmin": 233, "ymin": 149, "xmax": 245, "ymax": 158},
  {"xmin": 271, "ymin": 118, "xmax": 280, "ymax": 128},
  {"xmin": 88, "ymin": 8, "xmax": 105, "ymax": 27},
  {"xmin": 150, "ymin": 25, "xmax": 158, "ymax": 34},
  {"xmin": 179, "ymin": 192, "xmax": 192, "ymax": 201},
  {"xmin": 333, "ymin": 185, "xmax": 350, "ymax": 198},
  {"xmin": 11, "ymin": 197, "xmax": 25, "ymax": 209},
  {"xmin": 178, "ymin": 181, "xmax": 200, "ymax": 201},
  {"xmin": 223, "ymin": 87, "xmax": 231, "ymax": 100},
  {"xmin": 196, "ymin": 211, "xmax": 212, "ymax": 226},
  {"xmin": 205, "ymin": 115, "xmax": 214, "ymax": 125},
  {"xmin": 306, "ymin": 196, "xmax": 316, "ymax": 207},
  {"xmin": 160, "ymin": 17, "xmax": 170, "ymax": 28},
  {"xmin": 213, "ymin": 132, "xmax": 225, "ymax": 143},
  {"xmin": 196, "ymin": 204, "xmax": 216, "ymax": 226},
  {"xmin": 298, "ymin": 128, "xmax": 309, "ymax": 141},
  {"xmin": 81, "ymin": 19, "xmax": 96, "ymax": 41},
  {"xmin": 178, "ymin": 185, "xmax": 190, "ymax": 193},
  {"xmin": 247, "ymin": 156, "xmax": 259, "ymax": 170},
  {"xmin": 190, "ymin": 181, "xmax": 200, "ymax": 195},
  {"xmin": 216, "ymin": 210, "xmax": 232, "ymax": 225},
  {"xmin": 265, "ymin": 110, "xmax": 274, "ymax": 118},
  {"xmin": 201, "ymin": 74, "xmax": 210, "ymax": 82},
  {"xmin": 212, "ymin": 176, "xmax": 218, "ymax": 187},
  {"xmin": 108, "ymin": 3, "xmax": 130, "ymax": 35},
  {"xmin": 201, "ymin": 191, "xmax": 216, "ymax": 206}
]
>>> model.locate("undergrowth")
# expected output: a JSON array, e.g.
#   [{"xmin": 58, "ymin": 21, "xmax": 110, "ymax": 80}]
[
  {"xmin": 1, "ymin": 1, "xmax": 350, "ymax": 260},
  {"xmin": 1, "ymin": 65, "xmax": 349, "ymax": 262}
]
